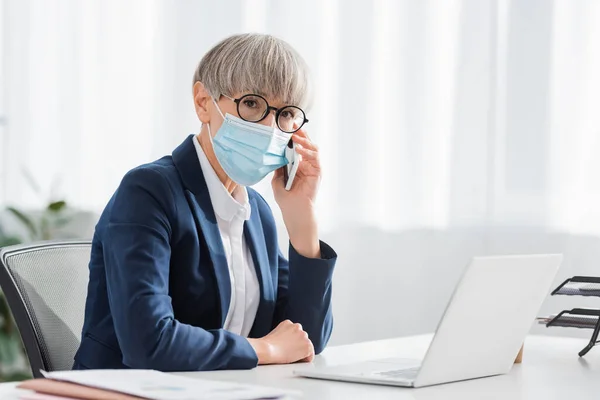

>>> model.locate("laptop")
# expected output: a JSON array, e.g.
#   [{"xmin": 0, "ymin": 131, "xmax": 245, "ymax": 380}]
[{"xmin": 295, "ymin": 254, "xmax": 562, "ymax": 388}]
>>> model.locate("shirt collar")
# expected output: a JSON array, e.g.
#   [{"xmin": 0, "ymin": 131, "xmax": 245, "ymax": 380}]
[{"xmin": 193, "ymin": 135, "xmax": 251, "ymax": 222}]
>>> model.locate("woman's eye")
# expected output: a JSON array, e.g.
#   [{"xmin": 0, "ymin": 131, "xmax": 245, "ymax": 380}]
[
  {"xmin": 243, "ymin": 100, "xmax": 258, "ymax": 108},
  {"xmin": 280, "ymin": 110, "xmax": 292, "ymax": 119}
]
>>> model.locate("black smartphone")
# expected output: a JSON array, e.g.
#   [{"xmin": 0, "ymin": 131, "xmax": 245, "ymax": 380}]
[{"xmin": 283, "ymin": 139, "xmax": 294, "ymax": 188}]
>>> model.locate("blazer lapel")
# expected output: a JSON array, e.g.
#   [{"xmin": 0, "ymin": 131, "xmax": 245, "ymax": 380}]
[
  {"xmin": 245, "ymin": 197, "xmax": 275, "ymax": 338},
  {"xmin": 185, "ymin": 191, "xmax": 230, "ymax": 326},
  {"xmin": 173, "ymin": 135, "xmax": 231, "ymax": 326}
]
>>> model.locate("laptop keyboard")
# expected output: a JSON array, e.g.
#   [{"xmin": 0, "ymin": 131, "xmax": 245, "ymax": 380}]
[{"xmin": 374, "ymin": 367, "xmax": 420, "ymax": 380}]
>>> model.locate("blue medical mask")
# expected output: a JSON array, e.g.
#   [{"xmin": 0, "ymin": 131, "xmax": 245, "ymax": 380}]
[{"xmin": 207, "ymin": 99, "xmax": 292, "ymax": 186}]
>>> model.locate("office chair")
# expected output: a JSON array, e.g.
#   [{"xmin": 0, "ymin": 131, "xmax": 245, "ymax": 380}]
[{"xmin": 0, "ymin": 241, "xmax": 91, "ymax": 377}]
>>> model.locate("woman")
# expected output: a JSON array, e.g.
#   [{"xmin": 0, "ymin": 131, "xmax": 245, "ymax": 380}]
[{"xmin": 73, "ymin": 33, "xmax": 336, "ymax": 371}]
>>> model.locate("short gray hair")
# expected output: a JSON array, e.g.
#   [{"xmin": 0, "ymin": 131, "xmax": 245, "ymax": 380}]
[{"xmin": 193, "ymin": 33, "xmax": 312, "ymax": 110}]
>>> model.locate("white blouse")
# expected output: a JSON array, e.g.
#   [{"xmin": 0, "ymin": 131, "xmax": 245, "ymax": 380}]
[{"xmin": 193, "ymin": 136, "xmax": 260, "ymax": 337}]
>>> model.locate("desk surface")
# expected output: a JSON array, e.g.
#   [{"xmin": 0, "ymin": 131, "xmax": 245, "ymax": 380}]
[{"xmin": 2, "ymin": 334, "xmax": 599, "ymax": 399}]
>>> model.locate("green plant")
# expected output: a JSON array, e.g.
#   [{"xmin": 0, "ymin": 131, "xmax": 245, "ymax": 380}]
[
  {"xmin": 0, "ymin": 224, "xmax": 31, "ymax": 382},
  {"xmin": 5, "ymin": 169, "xmax": 73, "ymax": 242},
  {"xmin": 6, "ymin": 200, "xmax": 71, "ymax": 242},
  {"xmin": 0, "ymin": 224, "xmax": 20, "ymax": 248},
  {"xmin": 0, "ymin": 291, "xmax": 32, "ymax": 382}
]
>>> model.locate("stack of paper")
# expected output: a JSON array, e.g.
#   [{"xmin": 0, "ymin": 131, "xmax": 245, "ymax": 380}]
[{"xmin": 17, "ymin": 369, "xmax": 298, "ymax": 400}]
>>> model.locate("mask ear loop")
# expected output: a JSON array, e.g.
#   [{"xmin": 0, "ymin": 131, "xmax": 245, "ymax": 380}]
[
  {"xmin": 212, "ymin": 98, "xmax": 227, "ymax": 120},
  {"xmin": 204, "ymin": 97, "xmax": 226, "ymax": 143},
  {"xmin": 201, "ymin": 98, "xmax": 228, "ymax": 174}
]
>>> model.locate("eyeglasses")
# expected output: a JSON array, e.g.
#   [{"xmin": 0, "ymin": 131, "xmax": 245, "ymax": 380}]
[{"xmin": 222, "ymin": 93, "xmax": 308, "ymax": 133}]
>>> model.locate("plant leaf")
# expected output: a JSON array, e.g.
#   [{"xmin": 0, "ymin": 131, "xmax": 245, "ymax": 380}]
[
  {"xmin": 20, "ymin": 168, "xmax": 42, "ymax": 196},
  {"xmin": 6, "ymin": 208, "xmax": 38, "ymax": 240},
  {"xmin": 0, "ymin": 236, "xmax": 22, "ymax": 248},
  {"xmin": 47, "ymin": 201, "xmax": 67, "ymax": 212}
]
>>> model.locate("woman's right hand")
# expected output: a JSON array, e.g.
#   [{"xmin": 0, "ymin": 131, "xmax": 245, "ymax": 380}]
[{"xmin": 247, "ymin": 320, "xmax": 315, "ymax": 365}]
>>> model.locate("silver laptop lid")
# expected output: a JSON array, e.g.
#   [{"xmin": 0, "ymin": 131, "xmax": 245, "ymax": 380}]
[{"xmin": 414, "ymin": 254, "xmax": 562, "ymax": 387}]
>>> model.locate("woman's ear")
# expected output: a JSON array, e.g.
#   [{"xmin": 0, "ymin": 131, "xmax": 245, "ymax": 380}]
[{"xmin": 193, "ymin": 81, "xmax": 211, "ymax": 124}]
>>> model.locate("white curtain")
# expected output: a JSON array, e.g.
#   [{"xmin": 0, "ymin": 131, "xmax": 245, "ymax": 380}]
[{"xmin": 2, "ymin": 0, "xmax": 600, "ymax": 236}]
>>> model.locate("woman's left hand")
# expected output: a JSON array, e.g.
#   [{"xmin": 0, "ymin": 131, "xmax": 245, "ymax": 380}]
[
  {"xmin": 272, "ymin": 129, "xmax": 321, "ymax": 258},
  {"xmin": 273, "ymin": 129, "xmax": 321, "ymax": 208}
]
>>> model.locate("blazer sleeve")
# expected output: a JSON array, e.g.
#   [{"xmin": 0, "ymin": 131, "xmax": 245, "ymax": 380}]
[
  {"xmin": 104, "ymin": 167, "xmax": 257, "ymax": 371},
  {"xmin": 273, "ymin": 241, "xmax": 337, "ymax": 354}
]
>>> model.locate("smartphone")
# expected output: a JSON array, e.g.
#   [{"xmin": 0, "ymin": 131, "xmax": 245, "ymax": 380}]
[{"xmin": 284, "ymin": 140, "xmax": 300, "ymax": 191}]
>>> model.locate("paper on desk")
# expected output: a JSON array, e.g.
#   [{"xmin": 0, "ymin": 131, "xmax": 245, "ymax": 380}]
[
  {"xmin": 19, "ymin": 393, "xmax": 79, "ymax": 400},
  {"xmin": 41, "ymin": 369, "xmax": 298, "ymax": 400}
]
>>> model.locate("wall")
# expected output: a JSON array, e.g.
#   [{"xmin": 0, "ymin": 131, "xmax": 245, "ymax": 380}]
[{"xmin": 321, "ymin": 226, "xmax": 600, "ymax": 345}]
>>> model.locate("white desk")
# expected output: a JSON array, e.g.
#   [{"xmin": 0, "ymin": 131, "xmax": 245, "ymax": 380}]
[{"xmin": 1, "ymin": 335, "xmax": 599, "ymax": 399}]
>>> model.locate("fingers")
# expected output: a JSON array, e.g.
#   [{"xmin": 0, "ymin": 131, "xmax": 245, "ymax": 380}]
[
  {"xmin": 300, "ymin": 339, "xmax": 315, "ymax": 363},
  {"xmin": 273, "ymin": 167, "xmax": 284, "ymax": 179},
  {"xmin": 295, "ymin": 144, "xmax": 318, "ymax": 160},
  {"xmin": 295, "ymin": 145, "xmax": 320, "ymax": 172},
  {"xmin": 291, "ymin": 132, "xmax": 320, "ymax": 168},
  {"xmin": 270, "ymin": 319, "xmax": 316, "ymax": 364},
  {"xmin": 306, "ymin": 340, "xmax": 315, "ymax": 362},
  {"xmin": 293, "ymin": 322, "xmax": 313, "ymax": 362},
  {"xmin": 271, "ymin": 167, "xmax": 285, "ymax": 189},
  {"xmin": 292, "ymin": 134, "xmax": 318, "ymax": 152},
  {"xmin": 293, "ymin": 128, "xmax": 311, "ymax": 140}
]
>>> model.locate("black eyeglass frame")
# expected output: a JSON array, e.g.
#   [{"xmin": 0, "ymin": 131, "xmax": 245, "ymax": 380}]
[{"xmin": 222, "ymin": 93, "xmax": 309, "ymax": 133}]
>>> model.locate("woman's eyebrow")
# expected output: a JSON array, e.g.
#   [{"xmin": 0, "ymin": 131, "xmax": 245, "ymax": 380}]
[
  {"xmin": 251, "ymin": 91, "xmax": 290, "ymax": 108},
  {"xmin": 244, "ymin": 89, "xmax": 268, "ymax": 98}
]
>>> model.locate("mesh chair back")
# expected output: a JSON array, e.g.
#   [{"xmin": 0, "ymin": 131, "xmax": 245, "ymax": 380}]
[{"xmin": 0, "ymin": 241, "xmax": 91, "ymax": 375}]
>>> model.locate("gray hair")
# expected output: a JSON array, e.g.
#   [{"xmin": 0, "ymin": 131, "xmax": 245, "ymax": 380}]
[{"xmin": 193, "ymin": 33, "xmax": 312, "ymax": 110}]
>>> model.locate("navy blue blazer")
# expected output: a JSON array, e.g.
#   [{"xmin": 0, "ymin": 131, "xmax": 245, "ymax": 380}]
[{"xmin": 73, "ymin": 135, "xmax": 336, "ymax": 371}]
